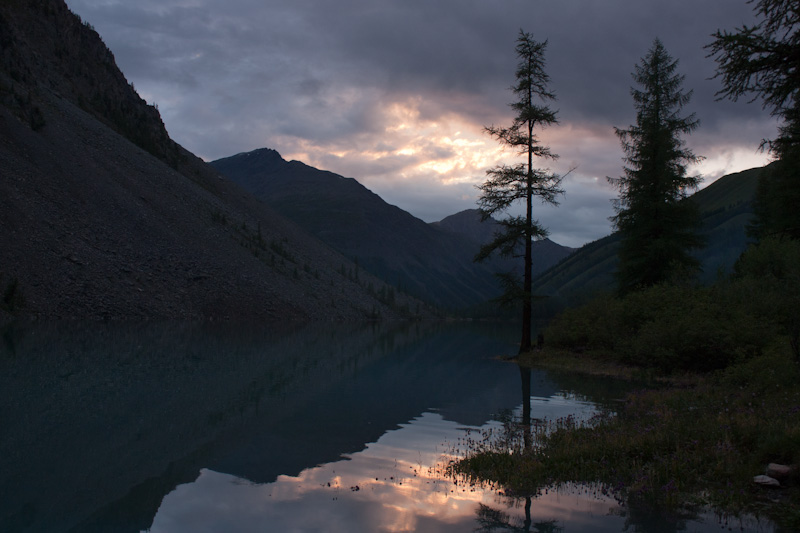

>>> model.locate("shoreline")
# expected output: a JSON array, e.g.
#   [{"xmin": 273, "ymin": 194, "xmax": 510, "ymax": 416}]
[{"xmin": 460, "ymin": 346, "xmax": 800, "ymax": 530}]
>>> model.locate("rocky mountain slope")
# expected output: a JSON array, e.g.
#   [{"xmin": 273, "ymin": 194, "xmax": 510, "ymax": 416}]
[{"xmin": 0, "ymin": 0, "xmax": 423, "ymax": 321}]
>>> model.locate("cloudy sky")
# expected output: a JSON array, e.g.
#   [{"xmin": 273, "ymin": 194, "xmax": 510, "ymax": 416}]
[{"xmin": 64, "ymin": 0, "xmax": 777, "ymax": 247}]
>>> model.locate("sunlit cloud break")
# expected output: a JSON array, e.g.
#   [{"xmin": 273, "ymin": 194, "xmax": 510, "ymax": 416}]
[{"xmin": 64, "ymin": 0, "xmax": 776, "ymax": 246}]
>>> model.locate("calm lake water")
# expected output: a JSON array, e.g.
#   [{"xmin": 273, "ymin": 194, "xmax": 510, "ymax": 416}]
[{"xmin": 0, "ymin": 321, "xmax": 776, "ymax": 532}]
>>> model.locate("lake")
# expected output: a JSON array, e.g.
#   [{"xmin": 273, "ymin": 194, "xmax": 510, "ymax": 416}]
[{"xmin": 0, "ymin": 321, "xmax": 776, "ymax": 532}]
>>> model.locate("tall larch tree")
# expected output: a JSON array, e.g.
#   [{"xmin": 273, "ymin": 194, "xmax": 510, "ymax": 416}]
[
  {"xmin": 708, "ymin": 0, "xmax": 800, "ymax": 240},
  {"xmin": 609, "ymin": 38, "xmax": 704, "ymax": 294},
  {"xmin": 476, "ymin": 30, "xmax": 566, "ymax": 354}
]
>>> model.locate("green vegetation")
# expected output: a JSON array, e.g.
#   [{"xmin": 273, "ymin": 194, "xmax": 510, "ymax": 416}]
[
  {"xmin": 456, "ymin": 238, "xmax": 800, "ymax": 528},
  {"xmin": 545, "ymin": 237, "xmax": 800, "ymax": 368},
  {"xmin": 268, "ymin": 237, "xmax": 295, "ymax": 264},
  {"xmin": 609, "ymin": 39, "xmax": 703, "ymax": 294},
  {"xmin": 530, "ymin": 166, "xmax": 764, "ymax": 317},
  {"xmin": 476, "ymin": 29, "xmax": 566, "ymax": 353}
]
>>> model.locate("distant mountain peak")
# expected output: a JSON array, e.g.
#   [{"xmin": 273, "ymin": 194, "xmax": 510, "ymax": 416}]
[
  {"xmin": 438, "ymin": 208, "xmax": 484, "ymax": 219},
  {"xmin": 243, "ymin": 147, "xmax": 283, "ymax": 159},
  {"xmin": 432, "ymin": 209, "xmax": 499, "ymax": 245},
  {"xmin": 432, "ymin": 210, "xmax": 573, "ymax": 250},
  {"xmin": 234, "ymin": 147, "xmax": 286, "ymax": 165},
  {"xmin": 437, "ymin": 209, "xmax": 488, "ymax": 223},
  {"xmin": 213, "ymin": 147, "xmax": 289, "ymax": 176}
]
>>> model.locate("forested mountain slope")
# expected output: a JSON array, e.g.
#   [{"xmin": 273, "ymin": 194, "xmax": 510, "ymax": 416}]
[{"xmin": 531, "ymin": 166, "xmax": 764, "ymax": 311}]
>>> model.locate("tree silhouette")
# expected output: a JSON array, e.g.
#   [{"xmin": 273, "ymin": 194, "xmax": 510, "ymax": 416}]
[
  {"xmin": 476, "ymin": 30, "xmax": 567, "ymax": 353},
  {"xmin": 475, "ymin": 502, "xmax": 563, "ymax": 533},
  {"xmin": 609, "ymin": 38, "xmax": 703, "ymax": 294},
  {"xmin": 708, "ymin": 0, "xmax": 800, "ymax": 239}
]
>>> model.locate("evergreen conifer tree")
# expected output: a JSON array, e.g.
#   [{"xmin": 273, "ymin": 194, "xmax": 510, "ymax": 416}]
[
  {"xmin": 609, "ymin": 39, "xmax": 704, "ymax": 294},
  {"xmin": 708, "ymin": 0, "xmax": 800, "ymax": 239},
  {"xmin": 476, "ymin": 30, "xmax": 566, "ymax": 353}
]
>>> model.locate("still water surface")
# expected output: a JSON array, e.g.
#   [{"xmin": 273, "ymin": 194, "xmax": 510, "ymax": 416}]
[{"xmin": 0, "ymin": 321, "xmax": 776, "ymax": 532}]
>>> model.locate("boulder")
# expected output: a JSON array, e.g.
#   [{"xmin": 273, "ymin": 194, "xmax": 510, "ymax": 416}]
[
  {"xmin": 753, "ymin": 475, "xmax": 781, "ymax": 487},
  {"xmin": 766, "ymin": 463, "xmax": 794, "ymax": 480}
]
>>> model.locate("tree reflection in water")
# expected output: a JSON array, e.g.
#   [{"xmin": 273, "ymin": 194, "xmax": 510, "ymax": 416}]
[
  {"xmin": 475, "ymin": 501, "xmax": 562, "ymax": 533},
  {"xmin": 468, "ymin": 363, "xmax": 777, "ymax": 533},
  {"xmin": 473, "ymin": 364, "xmax": 553, "ymax": 533}
]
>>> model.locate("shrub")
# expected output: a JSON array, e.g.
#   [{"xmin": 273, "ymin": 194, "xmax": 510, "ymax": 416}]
[
  {"xmin": 545, "ymin": 282, "xmax": 767, "ymax": 373},
  {"xmin": 733, "ymin": 238, "xmax": 800, "ymax": 360},
  {"xmin": 623, "ymin": 285, "xmax": 763, "ymax": 371},
  {"xmin": 545, "ymin": 292, "xmax": 622, "ymax": 351},
  {"xmin": 734, "ymin": 236, "xmax": 800, "ymax": 280}
]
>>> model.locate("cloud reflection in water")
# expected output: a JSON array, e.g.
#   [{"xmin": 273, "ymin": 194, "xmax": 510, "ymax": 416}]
[{"xmin": 149, "ymin": 398, "xmax": 622, "ymax": 533}]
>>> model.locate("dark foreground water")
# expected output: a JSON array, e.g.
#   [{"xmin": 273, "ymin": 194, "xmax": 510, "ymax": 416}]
[{"xmin": 0, "ymin": 321, "xmax": 776, "ymax": 532}]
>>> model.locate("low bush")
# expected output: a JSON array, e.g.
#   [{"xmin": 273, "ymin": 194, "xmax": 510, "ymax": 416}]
[
  {"xmin": 545, "ymin": 283, "xmax": 767, "ymax": 373},
  {"xmin": 544, "ymin": 238, "xmax": 800, "ymax": 372},
  {"xmin": 544, "ymin": 292, "xmax": 621, "ymax": 352},
  {"xmin": 732, "ymin": 237, "xmax": 800, "ymax": 360}
]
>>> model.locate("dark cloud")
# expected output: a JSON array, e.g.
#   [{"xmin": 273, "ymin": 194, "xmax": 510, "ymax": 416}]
[{"xmin": 64, "ymin": 0, "xmax": 775, "ymax": 246}]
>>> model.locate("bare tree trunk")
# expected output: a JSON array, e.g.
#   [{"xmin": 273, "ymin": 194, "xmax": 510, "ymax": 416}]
[
  {"xmin": 519, "ymin": 364, "xmax": 532, "ymax": 450},
  {"xmin": 520, "ymin": 119, "xmax": 534, "ymax": 354},
  {"xmin": 520, "ymin": 232, "xmax": 532, "ymax": 353}
]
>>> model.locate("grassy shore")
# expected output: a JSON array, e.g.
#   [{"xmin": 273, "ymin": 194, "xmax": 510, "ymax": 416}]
[
  {"xmin": 456, "ymin": 343, "xmax": 800, "ymax": 529},
  {"xmin": 457, "ymin": 238, "xmax": 800, "ymax": 528}
]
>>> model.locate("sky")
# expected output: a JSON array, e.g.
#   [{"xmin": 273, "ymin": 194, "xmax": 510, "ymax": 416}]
[{"xmin": 64, "ymin": 0, "xmax": 778, "ymax": 247}]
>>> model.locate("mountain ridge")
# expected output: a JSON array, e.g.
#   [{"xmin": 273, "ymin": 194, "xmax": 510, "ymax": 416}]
[
  {"xmin": 530, "ymin": 165, "xmax": 764, "ymax": 311},
  {"xmin": 212, "ymin": 149, "xmax": 576, "ymax": 311},
  {"xmin": 431, "ymin": 208, "xmax": 576, "ymax": 273},
  {"xmin": 1, "ymin": 0, "xmax": 758, "ymax": 321},
  {"xmin": 0, "ymin": 0, "xmax": 425, "ymax": 321}
]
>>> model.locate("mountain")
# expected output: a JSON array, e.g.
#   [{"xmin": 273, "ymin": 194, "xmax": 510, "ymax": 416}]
[
  {"xmin": 531, "ymin": 166, "xmax": 764, "ymax": 310},
  {"xmin": 431, "ymin": 209, "xmax": 575, "ymax": 278},
  {"xmin": 212, "ymin": 149, "xmax": 505, "ymax": 310},
  {"xmin": 432, "ymin": 209, "xmax": 504, "ymax": 245},
  {"xmin": 212, "ymin": 150, "xmax": 576, "ymax": 311},
  {"xmin": 0, "ymin": 0, "xmax": 423, "ymax": 321}
]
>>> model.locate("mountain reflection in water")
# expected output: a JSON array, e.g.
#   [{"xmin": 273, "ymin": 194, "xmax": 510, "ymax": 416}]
[
  {"xmin": 0, "ymin": 321, "xmax": 776, "ymax": 532},
  {"xmin": 151, "ymin": 403, "xmax": 603, "ymax": 533}
]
